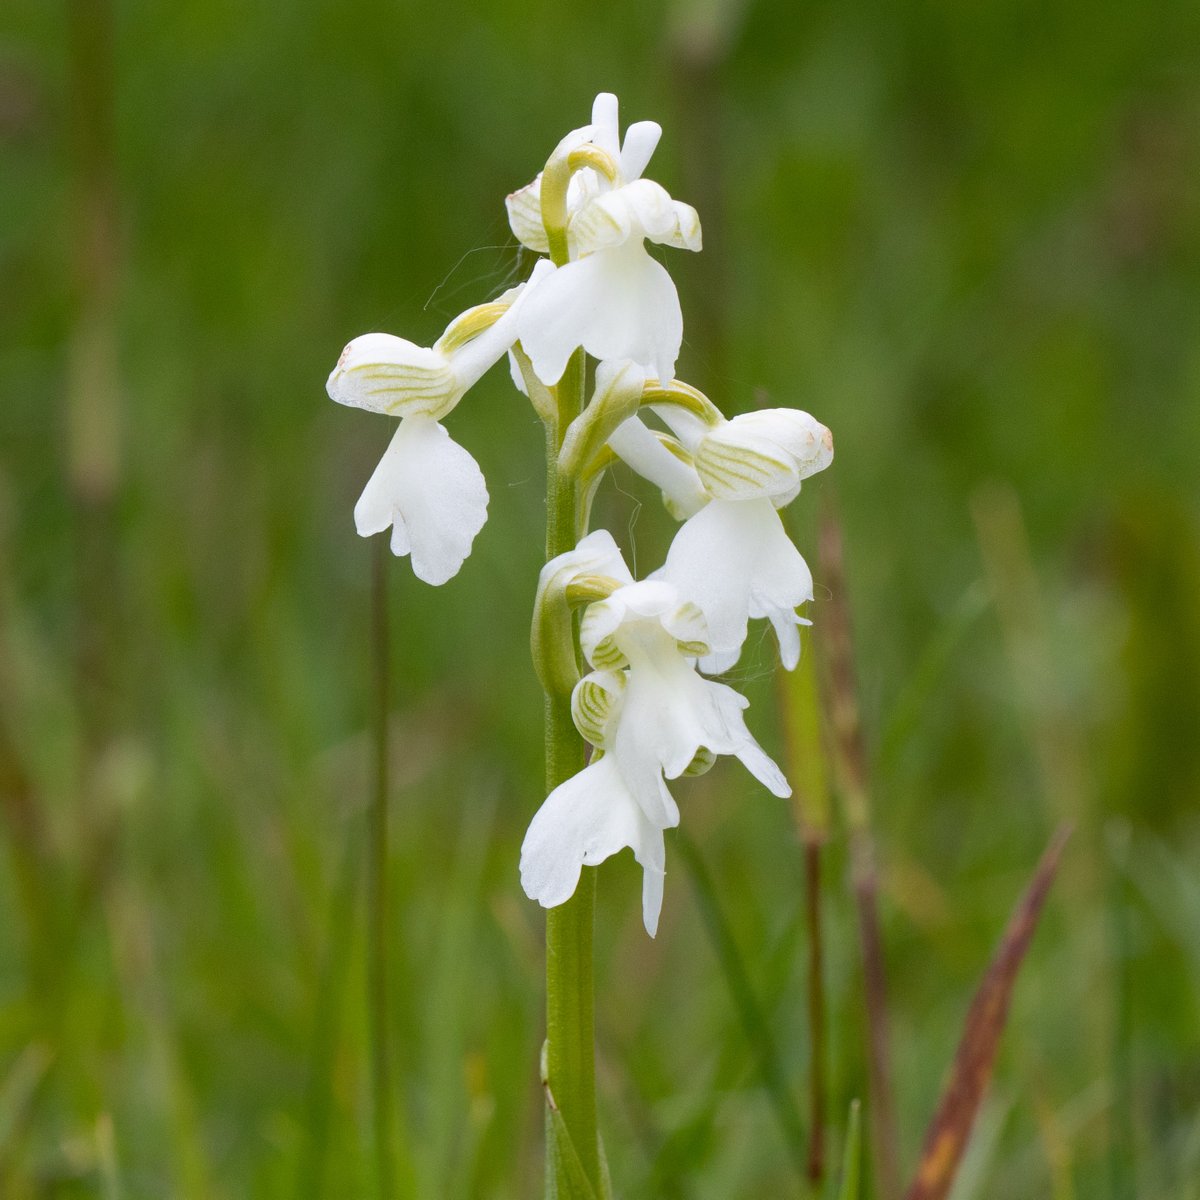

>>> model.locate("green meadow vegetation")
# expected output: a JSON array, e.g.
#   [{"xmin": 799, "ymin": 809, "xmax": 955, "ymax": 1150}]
[{"xmin": 2, "ymin": 0, "xmax": 1199, "ymax": 1195}]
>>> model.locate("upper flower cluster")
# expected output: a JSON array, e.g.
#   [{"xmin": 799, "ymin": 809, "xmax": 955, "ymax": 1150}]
[{"xmin": 327, "ymin": 92, "xmax": 833, "ymax": 935}]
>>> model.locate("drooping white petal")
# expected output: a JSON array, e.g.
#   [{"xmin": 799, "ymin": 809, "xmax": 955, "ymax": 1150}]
[
  {"xmin": 327, "ymin": 334, "xmax": 458, "ymax": 420},
  {"xmin": 353, "ymin": 416, "xmax": 488, "ymax": 586},
  {"xmin": 607, "ymin": 632, "xmax": 791, "ymax": 818},
  {"xmin": 657, "ymin": 497, "xmax": 814, "ymax": 671},
  {"xmin": 607, "ymin": 418, "xmax": 709, "ymax": 519},
  {"xmin": 695, "ymin": 409, "xmax": 834, "ymax": 503},
  {"xmin": 517, "ymin": 240, "xmax": 682, "ymax": 386},
  {"xmin": 701, "ymin": 679, "xmax": 792, "ymax": 798},
  {"xmin": 519, "ymin": 753, "xmax": 670, "ymax": 936}
]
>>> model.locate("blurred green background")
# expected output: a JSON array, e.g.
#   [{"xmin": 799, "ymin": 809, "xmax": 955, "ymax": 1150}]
[{"xmin": 2, "ymin": 0, "xmax": 1199, "ymax": 1195}]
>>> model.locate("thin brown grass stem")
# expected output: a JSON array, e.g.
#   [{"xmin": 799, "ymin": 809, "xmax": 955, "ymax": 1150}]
[
  {"xmin": 818, "ymin": 503, "xmax": 902, "ymax": 1200},
  {"xmin": 803, "ymin": 839, "xmax": 827, "ymax": 1187},
  {"xmin": 368, "ymin": 539, "xmax": 395, "ymax": 1200},
  {"xmin": 904, "ymin": 826, "xmax": 1071, "ymax": 1200},
  {"xmin": 776, "ymin": 637, "xmax": 832, "ymax": 1189}
]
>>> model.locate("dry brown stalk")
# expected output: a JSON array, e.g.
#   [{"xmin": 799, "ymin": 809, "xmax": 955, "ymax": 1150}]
[
  {"xmin": 818, "ymin": 503, "xmax": 902, "ymax": 1200},
  {"xmin": 905, "ymin": 825, "xmax": 1072, "ymax": 1200}
]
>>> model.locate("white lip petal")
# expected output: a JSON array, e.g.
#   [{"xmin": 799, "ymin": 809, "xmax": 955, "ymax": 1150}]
[
  {"xmin": 517, "ymin": 241, "xmax": 683, "ymax": 386},
  {"xmin": 519, "ymin": 754, "xmax": 669, "ymax": 936},
  {"xmin": 353, "ymin": 416, "xmax": 488, "ymax": 586},
  {"xmin": 658, "ymin": 497, "xmax": 814, "ymax": 671}
]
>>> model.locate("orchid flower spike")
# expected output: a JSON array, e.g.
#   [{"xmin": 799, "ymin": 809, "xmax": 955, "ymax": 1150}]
[
  {"xmin": 604, "ymin": 399, "xmax": 834, "ymax": 671},
  {"xmin": 327, "ymin": 264, "xmax": 552, "ymax": 585},
  {"xmin": 508, "ymin": 93, "xmax": 701, "ymax": 387},
  {"xmin": 523, "ymin": 535, "xmax": 791, "ymax": 935}
]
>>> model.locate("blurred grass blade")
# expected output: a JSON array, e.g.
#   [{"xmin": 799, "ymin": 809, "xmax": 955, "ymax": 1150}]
[
  {"xmin": 295, "ymin": 829, "xmax": 360, "ymax": 1200},
  {"xmin": 95, "ymin": 1112, "xmax": 123, "ymax": 1200},
  {"xmin": 905, "ymin": 825, "xmax": 1071, "ymax": 1200},
  {"xmin": 836, "ymin": 1100, "xmax": 862, "ymax": 1200},
  {"xmin": 0, "ymin": 1043, "xmax": 52, "ymax": 1164},
  {"xmin": 778, "ymin": 613, "xmax": 832, "ymax": 842},
  {"xmin": 876, "ymin": 581, "xmax": 990, "ymax": 780},
  {"xmin": 818, "ymin": 501, "xmax": 901, "ymax": 1200},
  {"xmin": 675, "ymin": 829, "xmax": 808, "ymax": 1180}
]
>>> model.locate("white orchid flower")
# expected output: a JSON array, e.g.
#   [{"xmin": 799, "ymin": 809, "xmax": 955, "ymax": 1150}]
[
  {"xmin": 581, "ymin": 578, "xmax": 791, "ymax": 822},
  {"xmin": 521, "ymin": 669, "xmax": 671, "ymax": 936},
  {"xmin": 605, "ymin": 404, "xmax": 833, "ymax": 670},
  {"xmin": 509, "ymin": 93, "xmax": 701, "ymax": 387},
  {"xmin": 522, "ymin": 569, "xmax": 791, "ymax": 935},
  {"xmin": 327, "ymin": 264, "xmax": 552, "ymax": 585}
]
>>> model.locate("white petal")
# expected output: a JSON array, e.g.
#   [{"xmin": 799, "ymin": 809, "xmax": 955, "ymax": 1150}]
[
  {"xmin": 649, "ymin": 402, "xmax": 712, "ymax": 452},
  {"xmin": 353, "ymin": 417, "xmax": 488, "ymax": 586},
  {"xmin": 442, "ymin": 298, "xmax": 526, "ymax": 395},
  {"xmin": 696, "ymin": 409, "xmax": 834, "ymax": 502},
  {"xmin": 620, "ymin": 120, "xmax": 662, "ymax": 181},
  {"xmin": 606, "ymin": 417, "xmax": 709, "ymax": 518},
  {"xmin": 540, "ymin": 528, "xmax": 633, "ymax": 594},
  {"xmin": 613, "ymin": 635, "xmax": 791, "ymax": 800},
  {"xmin": 591, "ymin": 93, "xmax": 620, "ymax": 159},
  {"xmin": 507, "ymin": 349, "xmax": 528, "ymax": 395},
  {"xmin": 517, "ymin": 241, "xmax": 682, "ymax": 386},
  {"xmin": 519, "ymin": 754, "xmax": 669, "ymax": 937},
  {"xmin": 658, "ymin": 497, "xmax": 813, "ymax": 670},
  {"xmin": 327, "ymin": 334, "xmax": 458, "ymax": 419},
  {"xmin": 569, "ymin": 191, "xmax": 634, "ymax": 254},
  {"xmin": 653, "ymin": 201, "xmax": 703, "ymax": 252},
  {"xmin": 639, "ymin": 829, "xmax": 666, "ymax": 937},
  {"xmin": 505, "ymin": 175, "xmax": 551, "ymax": 253},
  {"xmin": 571, "ymin": 180, "xmax": 677, "ymax": 253},
  {"xmin": 619, "ymin": 179, "xmax": 681, "ymax": 241},
  {"xmin": 697, "ymin": 677, "xmax": 792, "ymax": 798}
]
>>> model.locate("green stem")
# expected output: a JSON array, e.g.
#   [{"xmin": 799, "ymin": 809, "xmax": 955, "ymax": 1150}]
[{"xmin": 543, "ymin": 349, "xmax": 602, "ymax": 1196}]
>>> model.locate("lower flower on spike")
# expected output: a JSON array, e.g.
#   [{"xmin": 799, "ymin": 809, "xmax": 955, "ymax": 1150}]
[{"xmin": 353, "ymin": 415, "xmax": 488, "ymax": 587}]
